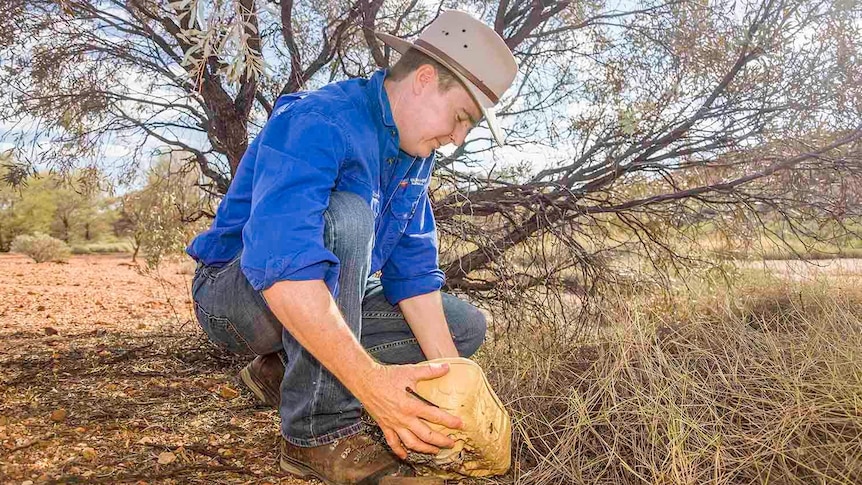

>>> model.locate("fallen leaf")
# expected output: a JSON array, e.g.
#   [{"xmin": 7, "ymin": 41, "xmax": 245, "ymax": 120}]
[
  {"xmin": 50, "ymin": 408, "xmax": 68, "ymax": 422},
  {"xmin": 81, "ymin": 447, "xmax": 97, "ymax": 460},
  {"xmin": 218, "ymin": 385, "xmax": 239, "ymax": 400},
  {"xmin": 157, "ymin": 451, "xmax": 176, "ymax": 465}
]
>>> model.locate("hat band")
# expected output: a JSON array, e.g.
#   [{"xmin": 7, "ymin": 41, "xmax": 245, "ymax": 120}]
[{"xmin": 414, "ymin": 39, "xmax": 499, "ymax": 104}]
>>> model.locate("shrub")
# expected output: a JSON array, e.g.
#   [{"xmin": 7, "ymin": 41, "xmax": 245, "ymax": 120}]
[
  {"xmin": 70, "ymin": 245, "xmax": 91, "ymax": 254},
  {"xmin": 71, "ymin": 241, "xmax": 134, "ymax": 255},
  {"xmin": 10, "ymin": 232, "xmax": 72, "ymax": 263}
]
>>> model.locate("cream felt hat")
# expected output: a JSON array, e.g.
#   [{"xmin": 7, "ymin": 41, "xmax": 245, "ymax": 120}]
[{"xmin": 375, "ymin": 10, "xmax": 518, "ymax": 146}]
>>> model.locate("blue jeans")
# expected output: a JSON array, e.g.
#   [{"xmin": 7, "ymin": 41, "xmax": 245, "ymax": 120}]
[{"xmin": 191, "ymin": 191, "xmax": 487, "ymax": 447}]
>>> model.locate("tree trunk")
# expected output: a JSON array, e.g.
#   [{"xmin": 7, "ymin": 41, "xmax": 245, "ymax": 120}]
[{"xmin": 132, "ymin": 236, "xmax": 141, "ymax": 263}]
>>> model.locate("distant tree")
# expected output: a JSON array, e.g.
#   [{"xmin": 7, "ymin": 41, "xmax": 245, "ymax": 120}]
[
  {"xmin": 48, "ymin": 168, "xmax": 113, "ymax": 243},
  {"xmin": 117, "ymin": 151, "xmax": 212, "ymax": 265}
]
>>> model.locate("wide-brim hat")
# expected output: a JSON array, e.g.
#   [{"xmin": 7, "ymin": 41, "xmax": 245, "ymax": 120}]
[{"xmin": 375, "ymin": 10, "xmax": 518, "ymax": 146}]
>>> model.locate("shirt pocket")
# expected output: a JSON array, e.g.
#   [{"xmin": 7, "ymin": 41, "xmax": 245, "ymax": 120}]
[{"xmin": 389, "ymin": 183, "xmax": 424, "ymax": 220}]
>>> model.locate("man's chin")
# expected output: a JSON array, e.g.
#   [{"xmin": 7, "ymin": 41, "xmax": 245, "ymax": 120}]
[{"xmin": 401, "ymin": 144, "xmax": 434, "ymax": 158}]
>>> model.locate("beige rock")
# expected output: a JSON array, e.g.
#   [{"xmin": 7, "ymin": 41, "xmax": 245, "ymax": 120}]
[{"xmin": 410, "ymin": 357, "xmax": 511, "ymax": 479}]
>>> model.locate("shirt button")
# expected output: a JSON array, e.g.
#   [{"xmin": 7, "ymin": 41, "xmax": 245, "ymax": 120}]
[
  {"xmin": 390, "ymin": 129, "xmax": 396, "ymax": 137},
  {"xmin": 387, "ymin": 157, "xmax": 394, "ymax": 164}
]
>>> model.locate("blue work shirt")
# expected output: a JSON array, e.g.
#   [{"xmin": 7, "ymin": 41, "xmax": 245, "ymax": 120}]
[{"xmin": 187, "ymin": 69, "xmax": 444, "ymax": 305}]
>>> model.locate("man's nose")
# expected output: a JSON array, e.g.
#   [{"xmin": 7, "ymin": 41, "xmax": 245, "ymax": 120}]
[{"xmin": 450, "ymin": 126, "xmax": 468, "ymax": 146}]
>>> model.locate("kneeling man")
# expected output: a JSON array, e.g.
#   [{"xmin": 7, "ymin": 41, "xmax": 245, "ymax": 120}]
[{"xmin": 187, "ymin": 10, "xmax": 516, "ymax": 484}]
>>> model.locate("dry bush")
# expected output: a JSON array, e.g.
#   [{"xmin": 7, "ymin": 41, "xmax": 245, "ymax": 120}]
[
  {"xmin": 478, "ymin": 274, "xmax": 862, "ymax": 484},
  {"xmin": 10, "ymin": 232, "xmax": 71, "ymax": 263}
]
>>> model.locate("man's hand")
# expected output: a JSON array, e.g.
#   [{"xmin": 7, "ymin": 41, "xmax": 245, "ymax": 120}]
[
  {"xmin": 262, "ymin": 280, "xmax": 462, "ymax": 458},
  {"xmin": 354, "ymin": 362, "xmax": 464, "ymax": 459}
]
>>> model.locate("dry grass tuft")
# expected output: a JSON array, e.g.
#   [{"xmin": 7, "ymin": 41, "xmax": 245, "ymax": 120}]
[{"xmin": 480, "ymin": 274, "xmax": 862, "ymax": 484}]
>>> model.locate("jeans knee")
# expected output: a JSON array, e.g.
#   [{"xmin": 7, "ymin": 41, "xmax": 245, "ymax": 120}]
[
  {"xmin": 457, "ymin": 305, "xmax": 487, "ymax": 358},
  {"xmin": 324, "ymin": 191, "xmax": 374, "ymax": 255}
]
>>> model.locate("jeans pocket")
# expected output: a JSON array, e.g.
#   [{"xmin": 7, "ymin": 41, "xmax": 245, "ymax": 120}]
[
  {"xmin": 194, "ymin": 302, "xmax": 253, "ymax": 355},
  {"xmin": 205, "ymin": 254, "xmax": 241, "ymax": 280},
  {"xmin": 366, "ymin": 338, "xmax": 424, "ymax": 364}
]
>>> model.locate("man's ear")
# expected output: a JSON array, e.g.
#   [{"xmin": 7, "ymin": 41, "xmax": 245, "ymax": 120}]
[{"xmin": 412, "ymin": 64, "xmax": 437, "ymax": 95}]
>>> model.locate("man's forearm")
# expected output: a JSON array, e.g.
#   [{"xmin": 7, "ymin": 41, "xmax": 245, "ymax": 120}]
[
  {"xmin": 398, "ymin": 290, "xmax": 458, "ymax": 359},
  {"xmin": 261, "ymin": 279, "xmax": 378, "ymax": 392}
]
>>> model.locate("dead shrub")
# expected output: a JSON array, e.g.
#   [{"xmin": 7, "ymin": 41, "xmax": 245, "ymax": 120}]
[{"xmin": 479, "ymin": 276, "xmax": 862, "ymax": 484}]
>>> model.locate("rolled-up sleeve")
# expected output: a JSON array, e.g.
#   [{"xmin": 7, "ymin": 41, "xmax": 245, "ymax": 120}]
[
  {"xmin": 380, "ymin": 191, "xmax": 445, "ymax": 305},
  {"xmin": 241, "ymin": 111, "xmax": 349, "ymax": 294}
]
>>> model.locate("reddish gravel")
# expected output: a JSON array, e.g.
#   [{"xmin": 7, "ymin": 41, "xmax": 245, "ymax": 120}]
[{"xmin": 0, "ymin": 253, "xmax": 314, "ymax": 484}]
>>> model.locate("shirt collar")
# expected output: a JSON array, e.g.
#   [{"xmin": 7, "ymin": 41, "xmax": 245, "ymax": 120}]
[{"xmin": 368, "ymin": 68, "xmax": 397, "ymax": 128}]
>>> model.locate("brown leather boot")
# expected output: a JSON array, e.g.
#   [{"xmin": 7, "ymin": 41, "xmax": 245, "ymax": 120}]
[
  {"xmin": 280, "ymin": 431, "xmax": 413, "ymax": 484},
  {"xmin": 238, "ymin": 353, "xmax": 284, "ymax": 407}
]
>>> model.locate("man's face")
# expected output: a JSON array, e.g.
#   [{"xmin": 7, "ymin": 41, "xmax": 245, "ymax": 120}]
[{"xmin": 395, "ymin": 66, "xmax": 483, "ymax": 158}]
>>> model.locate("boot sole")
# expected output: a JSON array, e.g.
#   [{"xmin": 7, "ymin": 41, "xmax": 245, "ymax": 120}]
[
  {"xmin": 238, "ymin": 366, "xmax": 277, "ymax": 407},
  {"xmin": 280, "ymin": 454, "xmax": 404, "ymax": 485},
  {"xmin": 279, "ymin": 455, "xmax": 334, "ymax": 485}
]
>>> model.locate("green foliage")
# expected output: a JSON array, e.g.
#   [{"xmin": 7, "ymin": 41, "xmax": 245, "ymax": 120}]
[
  {"xmin": 0, "ymin": 168, "xmax": 55, "ymax": 251},
  {"xmin": 0, "ymin": 162, "xmax": 119, "ymax": 250},
  {"xmin": 10, "ymin": 232, "xmax": 71, "ymax": 263}
]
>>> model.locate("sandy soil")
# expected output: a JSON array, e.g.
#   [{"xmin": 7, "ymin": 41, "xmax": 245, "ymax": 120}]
[
  {"xmin": 0, "ymin": 254, "xmax": 313, "ymax": 484},
  {"xmin": 739, "ymin": 258, "xmax": 862, "ymax": 282}
]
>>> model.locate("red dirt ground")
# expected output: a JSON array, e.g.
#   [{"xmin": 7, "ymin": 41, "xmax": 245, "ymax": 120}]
[{"xmin": 0, "ymin": 253, "xmax": 313, "ymax": 484}]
